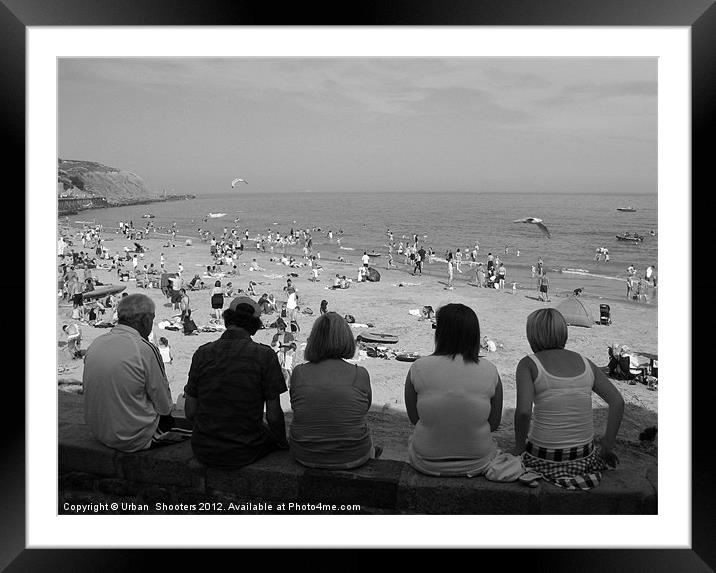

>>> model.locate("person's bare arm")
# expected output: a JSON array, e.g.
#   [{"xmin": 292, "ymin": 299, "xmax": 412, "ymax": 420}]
[
  {"xmin": 590, "ymin": 359, "xmax": 625, "ymax": 467},
  {"xmin": 513, "ymin": 357, "xmax": 536, "ymax": 454},
  {"xmin": 488, "ymin": 377, "xmax": 503, "ymax": 432},
  {"xmin": 404, "ymin": 370, "xmax": 419, "ymax": 425}
]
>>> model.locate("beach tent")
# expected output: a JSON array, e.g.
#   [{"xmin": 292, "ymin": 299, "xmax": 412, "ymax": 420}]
[
  {"xmin": 555, "ymin": 296, "xmax": 594, "ymax": 328},
  {"xmin": 365, "ymin": 267, "xmax": 381, "ymax": 282}
]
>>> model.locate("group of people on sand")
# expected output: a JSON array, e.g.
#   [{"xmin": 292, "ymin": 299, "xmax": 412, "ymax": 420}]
[
  {"xmin": 444, "ymin": 250, "xmax": 514, "ymax": 292},
  {"xmin": 80, "ymin": 290, "xmax": 624, "ymax": 491}
]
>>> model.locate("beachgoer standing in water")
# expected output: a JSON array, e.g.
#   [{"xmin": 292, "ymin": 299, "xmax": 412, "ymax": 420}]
[
  {"xmin": 446, "ymin": 253, "xmax": 454, "ymax": 290},
  {"xmin": 626, "ymin": 275, "xmax": 634, "ymax": 299},
  {"xmin": 455, "ymin": 249, "xmax": 464, "ymax": 273},
  {"xmin": 637, "ymin": 276, "xmax": 648, "ymax": 303}
]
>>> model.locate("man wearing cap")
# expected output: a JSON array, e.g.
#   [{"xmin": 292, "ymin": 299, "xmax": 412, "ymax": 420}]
[
  {"xmin": 83, "ymin": 293, "xmax": 178, "ymax": 452},
  {"xmin": 184, "ymin": 295, "xmax": 289, "ymax": 468}
]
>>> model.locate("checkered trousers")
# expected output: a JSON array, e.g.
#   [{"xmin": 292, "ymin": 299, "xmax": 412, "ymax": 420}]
[{"xmin": 521, "ymin": 441, "xmax": 608, "ymax": 491}]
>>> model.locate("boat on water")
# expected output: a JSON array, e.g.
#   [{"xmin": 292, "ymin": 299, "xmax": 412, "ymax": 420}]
[
  {"xmin": 616, "ymin": 233, "xmax": 645, "ymax": 242},
  {"xmin": 208, "ymin": 213, "xmax": 227, "ymax": 218},
  {"xmin": 142, "ymin": 213, "xmax": 155, "ymax": 218},
  {"xmin": 616, "ymin": 207, "xmax": 637, "ymax": 212}
]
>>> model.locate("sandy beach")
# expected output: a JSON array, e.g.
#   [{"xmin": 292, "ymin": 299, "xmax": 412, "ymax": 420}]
[{"xmin": 57, "ymin": 228, "xmax": 658, "ymax": 463}]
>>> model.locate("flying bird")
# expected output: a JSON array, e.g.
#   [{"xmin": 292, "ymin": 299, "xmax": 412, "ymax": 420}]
[
  {"xmin": 513, "ymin": 217, "xmax": 551, "ymax": 239},
  {"xmin": 231, "ymin": 178, "xmax": 248, "ymax": 188}
]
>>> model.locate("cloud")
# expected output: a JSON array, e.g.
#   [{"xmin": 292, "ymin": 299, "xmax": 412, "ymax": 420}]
[{"xmin": 535, "ymin": 80, "xmax": 657, "ymax": 107}]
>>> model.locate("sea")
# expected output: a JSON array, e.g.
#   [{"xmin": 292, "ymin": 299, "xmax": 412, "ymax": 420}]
[{"xmin": 63, "ymin": 191, "xmax": 658, "ymax": 301}]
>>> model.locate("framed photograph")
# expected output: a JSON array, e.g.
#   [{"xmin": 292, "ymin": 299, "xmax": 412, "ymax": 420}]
[{"xmin": 8, "ymin": 0, "xmax": 712, "ymax": 569}]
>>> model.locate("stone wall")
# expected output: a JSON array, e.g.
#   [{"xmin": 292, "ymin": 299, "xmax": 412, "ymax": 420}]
[{"xmin": 58, "ymin": 393, "xmax": 657, "ymax": 515}]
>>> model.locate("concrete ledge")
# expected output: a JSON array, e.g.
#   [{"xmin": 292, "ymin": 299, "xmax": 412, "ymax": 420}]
[
  {"xmin": 298, "ymin": 459, "xmax": 404, "ymax": 509},
  {"xmin": 397, "ymin": 466, "xmax": 541, "ymax": 514},
  {"xmin": 206, "ymin": 451, "xmax": 304, "ymax": 501},
  {"xmin": 58, "ymin": 394, "xmax": 657, "ymax": 514}
]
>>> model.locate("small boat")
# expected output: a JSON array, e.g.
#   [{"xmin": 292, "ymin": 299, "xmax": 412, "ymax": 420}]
[
  {"xmin": 142, "ymin": 213, "xmax": 155, "ymax": 218},
  {"xmin": 616, "ymin": 233, "xmax": 645, "ymax": 242},
  {"xmin": 616, "ymin": 207, "xmax": 637, "ymax": 212},
  {"xmin": 367, "ymin": 251, "xmax": 381, "ymax": 257},
  {"xmin": 208, "ymin": 213, "xmax": 227, "ymax": 218},
  {"xmin": 357, "ymin": 332, "xmax": 399, "ymax": 344},
  {"xmin": 82, "ymin": 202, "xmax": 92, "ymax": 208}
]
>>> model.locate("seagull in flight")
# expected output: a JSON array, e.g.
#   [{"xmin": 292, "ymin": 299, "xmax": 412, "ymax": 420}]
[{"xmin": 513, "ymin": 217, "xmax": 551, "ymax": 239}]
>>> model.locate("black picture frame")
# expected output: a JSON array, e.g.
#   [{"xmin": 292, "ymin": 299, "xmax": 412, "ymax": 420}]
[{"xmin": 6, "ymin": 0, "xmax": 713, "ymax": 570}]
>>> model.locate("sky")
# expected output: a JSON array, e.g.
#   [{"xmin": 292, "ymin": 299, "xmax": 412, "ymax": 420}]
[{"xmin": 58, "ymin": 58, "xmax": 657, "ymax": 195}]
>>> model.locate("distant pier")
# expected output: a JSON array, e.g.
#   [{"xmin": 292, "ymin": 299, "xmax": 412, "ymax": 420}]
[
  {"xmin": 58, "ymin": 196, "xmax": 109, "ymax": 215},
  {"xmin": 58, "ymin": 194, "xmax": 195, "ymax": 215}
]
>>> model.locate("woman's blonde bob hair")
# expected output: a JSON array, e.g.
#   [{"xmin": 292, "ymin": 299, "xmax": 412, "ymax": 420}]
[
  {"xmin": 303, "ymin": 311, "xmax": 356, "ymax": 362},
  {"xmin": 525, "ymin": 308, "xmax": 568, "ymax": 352}
]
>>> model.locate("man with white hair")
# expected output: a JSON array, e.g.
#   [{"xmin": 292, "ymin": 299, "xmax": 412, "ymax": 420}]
[{"xmin": 83, "ymin": 293, "xmax": 183, "ymax": 452}]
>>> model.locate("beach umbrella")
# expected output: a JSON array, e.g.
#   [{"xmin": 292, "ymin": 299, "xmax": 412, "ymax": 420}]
[
  {"xmin": 513, "ymin": 217, "xmax": 551, "ymax": 239},
  {"xmin": 231, "ymin": 178, "xmax": 248, "ymax": 188}
]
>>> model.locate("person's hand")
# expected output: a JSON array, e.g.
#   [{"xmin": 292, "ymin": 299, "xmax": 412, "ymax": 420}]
[{"xmin": 600, "ymin": 447, "xmax": 620, "ymax": 468}]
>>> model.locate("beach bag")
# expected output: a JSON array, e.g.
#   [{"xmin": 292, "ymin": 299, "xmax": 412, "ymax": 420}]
[
  {"xmin": 344, "ymin": 314, "xmax": 355, "ymax": 323},
  {"xmin": 301, "ymin": 307, "xmax": 313, "ymax": 315}
]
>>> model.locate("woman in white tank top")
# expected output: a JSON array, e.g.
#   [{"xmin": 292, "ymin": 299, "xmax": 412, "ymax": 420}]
[{"xmin": 514, "ymin": 308, "xmax": 625, "ymax": 490}]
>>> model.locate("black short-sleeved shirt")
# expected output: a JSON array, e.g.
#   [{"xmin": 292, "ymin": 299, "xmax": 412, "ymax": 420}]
[{"xmin": 184, "ymin": 327, "xmax": 287, "ymax": 468}]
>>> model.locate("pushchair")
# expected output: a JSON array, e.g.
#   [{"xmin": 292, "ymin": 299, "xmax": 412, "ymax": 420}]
[
  {"xmin": 599, "ymin": 304, "xmax": 612, "ymax": 326},
  {"xmin": 607, "ymin": 345, "xmax": 638, "ymax": 381}
]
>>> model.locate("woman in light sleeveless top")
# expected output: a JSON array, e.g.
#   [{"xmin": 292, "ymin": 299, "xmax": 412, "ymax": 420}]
[
  {"xmin": 514, "ymin": 308, "xmax": 625, "ymax": 490},
  {"xmin": 289, "ymin": 312, "xmax": 379, "ymax": 469},
  {"xmin": 404, "ymin": 303, "xmax": 503, "ymax": 477}
]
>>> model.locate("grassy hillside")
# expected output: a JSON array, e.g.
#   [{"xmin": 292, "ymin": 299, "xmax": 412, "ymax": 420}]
[{"xmin": 58, "ymin": 159, "xmax": 160, "ymax": 205}]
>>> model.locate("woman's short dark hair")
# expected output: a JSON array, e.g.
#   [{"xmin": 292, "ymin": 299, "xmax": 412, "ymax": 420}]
[
  {"xmin": 526, "ymin": 308, "xmax": 567, "ymax": 352},
  {"xmin": 223, "ymin": 303, "xmax": 262, "ymax": 334},
  {"xmin": 433, "ymin": 303, "xmax": 481, "ymax": 363},
  {"xmin": 304, "ymin": 311, "xmax": 356, "ymax": 362}
]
